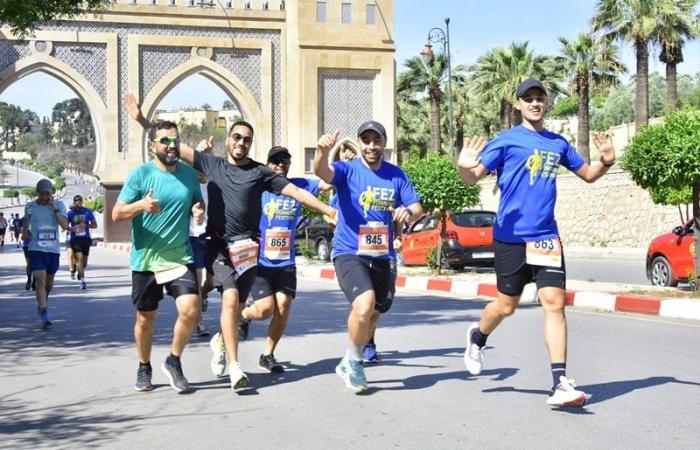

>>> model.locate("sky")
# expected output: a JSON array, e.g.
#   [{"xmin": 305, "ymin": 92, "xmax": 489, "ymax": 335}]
[{"xmin": 2, "ymin": 0, "xmax": 699, "ymax": 119}]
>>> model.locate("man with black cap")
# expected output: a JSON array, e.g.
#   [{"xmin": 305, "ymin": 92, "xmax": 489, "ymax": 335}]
[
  {"xmin": 457, "ymin": 78, "xmax": 617, "ymax": 407},
  {"xmin": 315, "ymin": 121, "xmax": 423, "ymax": 392},
  {"xmin": 22, "ymin": 178, "xmax": 69, "ymax": 329}
]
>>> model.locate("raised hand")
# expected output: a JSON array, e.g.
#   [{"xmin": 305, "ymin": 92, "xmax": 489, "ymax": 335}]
[
  {"xmin": 318, "ymin": 130, "xmax": 340, "ymax": 155},
  {"xmin": 192, "ymin": 201, "xmax": 205, "ymax": 225},
  {"xmin": 457, "ymin": 135, "xmax": 487, "ymax": 170},
  {"xmin": 123, "ymin": 92, "xmax": 143, "ymax": 122},
  {"xmin": 593, "ymin": 132, "xmax": 615, "ymax": 165},
  {"xmin": 196, "ymin": 136, "xmax": 214, "ymax": 153},
  {"xmin": 141, "ymin": 188, "xmax": 161, "ymax": 214}
]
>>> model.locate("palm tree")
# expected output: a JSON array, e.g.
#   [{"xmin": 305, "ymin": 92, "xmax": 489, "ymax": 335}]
[
  {"xmin": 559, "ymin": 33, "xmax": 626, "ymax": 162},
  {"xmin": 657, "ymin": 0, "xmax": 697, "ymax": 110},
  {"xmin": 396, "ymin": 99, "xmax": 431, "ymax": 161},
  {"xmin": 469, "ymin": 42, "xmax": 564, "ymax": 131}
]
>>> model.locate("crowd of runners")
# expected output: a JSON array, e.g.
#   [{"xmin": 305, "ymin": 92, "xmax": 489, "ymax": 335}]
[{"xmin": 10, "ymin": 78, "xmax": 618, "ymax": 408}]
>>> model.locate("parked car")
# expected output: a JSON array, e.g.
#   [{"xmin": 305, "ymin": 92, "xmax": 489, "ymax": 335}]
[
  {"xmin": 646, "ymin": 219, "xmax": 696, "ymax": 287},
  {"xmin": 295, "ymin": 215, "xmax": 334, "ymax": 261},
  {"xmin": 402, "ymin": 210, "xmax": 496, "ymax": 270}
]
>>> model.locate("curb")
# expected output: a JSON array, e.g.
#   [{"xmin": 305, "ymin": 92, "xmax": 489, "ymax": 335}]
[{"xmin": 95, "ymin": 242, "xmax": 700, "ymax": 323}]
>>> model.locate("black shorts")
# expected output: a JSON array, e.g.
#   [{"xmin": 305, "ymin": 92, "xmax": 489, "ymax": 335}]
[
  {"xmin": 70, "ymin": 238, "xmax": 92, "ymax": 255},
  {"xmin": 206, "ymin": 239, "xmax": 256, "ymax": 302},
  {"xmin": 251, "ymin": 265, "xmax": 297, "ymax": 300},
  {"xmin": 334, "ymin": 255, "xmax": 396, "ymax": 314},
  {"xmin": 493, "ymin": 239, "xmax": 566, "ymax": 296},
  {"xmin": 131, "ymin": 264, "xmax": 199, "ymax": 312},
  {"xmin": 190, "ymin": 236, "xmax": 207, "ymax": 269},
  {"xmin": 0, "ymin": 228, "xmax": 6, "ymax": 237}
]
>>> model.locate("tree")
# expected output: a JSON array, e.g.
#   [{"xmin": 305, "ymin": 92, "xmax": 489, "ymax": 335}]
[
  {"xmin": 622, "ymin": 108, "xmax": 700, "ymax": 286},
  {"xmin": 396, "ymin": 99, "xmax": 430, "ymax": 163},
  {"xmin": 0, "ymin": 1, "xmax": 109, "ymax": 37},
  {"xmin": 558, "ymin": 33, "xmax": 626, "ymax": 162},
  {"xmin": 221, "ymin": 100, "xmax": 236, "ymax": 110},
  {"xmin": 657, "ymin": 0, "xmax": 697, "ymax": 110},
  {"xmin": 0, "ymin": 102, "xmax": 36, "ymax": 150},
  {"xmin": 52, "ymin": 98, "xmax": 94, "ymax": 147},
  {"xmin": 201, "ymin": 103, "xmax": 212, "ymax": 111},
  {"xmin": 14, "ymin": 133, "xmax": 44, "ymax": 159},
  {"xmin": 649, "ymin": 184, "xmax": 692, "ymax": 223},
  {"xmin": 403, "ymin": 153, "xmax": 481, "ymax": 274}
]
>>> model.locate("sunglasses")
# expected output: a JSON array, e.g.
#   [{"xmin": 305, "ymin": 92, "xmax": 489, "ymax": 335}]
[
  {"xmin": 230, "ymin": 133, "xmax": 253, "ymax": 146},
  {"xmin": 154, "ymin": 136, "xmax": 179, "ymax": 146},
  {"xmin": 74, "ymin": 198, "xmax": 83, "ymax": 202}
]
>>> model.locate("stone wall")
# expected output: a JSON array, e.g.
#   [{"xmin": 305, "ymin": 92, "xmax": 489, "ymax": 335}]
[{"xmin": 477, "ymin": 169, "xmax": 687, "ymax": 248}]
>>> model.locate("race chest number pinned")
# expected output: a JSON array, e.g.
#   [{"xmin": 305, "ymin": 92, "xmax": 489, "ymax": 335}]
[
  {"xmin": 525, "ymin": 237, "xmax": 562, "ymax": 268},
  {"xmin": 357, "ymin": 222, "xmax": 389, "ymax": 257},
  {"xmin": 74, "ymin": 224, "xmax": 87, "ymax": 237},
  {"xmin": 37, "ymin": 228, "xmax": 57, "ymax": 247},
  {"xmin": 228, "ymin": 239, "xmax": 259, "ymax": 275},
  {"xmin": 265, "ymin": 228, "xmax": 292, "ymax": 260}
]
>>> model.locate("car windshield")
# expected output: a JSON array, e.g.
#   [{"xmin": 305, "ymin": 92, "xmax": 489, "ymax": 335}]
[{"xmin": 452, "ymin": 212, "xmax": 496, "ymax": 227}]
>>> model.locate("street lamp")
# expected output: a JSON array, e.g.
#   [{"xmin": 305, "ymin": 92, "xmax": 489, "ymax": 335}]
[{"xmin": 420, "ymin": 17, "xmax": 455, "ymax": 158}]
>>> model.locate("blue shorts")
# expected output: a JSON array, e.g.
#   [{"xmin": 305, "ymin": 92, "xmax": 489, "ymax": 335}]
[
  {"xmin": 190, "ymin": 236, "xmax": 207, "ymax": 270},
  {"xmin": 28, "ymin": 251, "xmax": 60, "ymax": 275}
]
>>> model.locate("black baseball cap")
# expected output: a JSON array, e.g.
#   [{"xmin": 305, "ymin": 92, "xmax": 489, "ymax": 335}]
[
  {"xmin": 357, "ymin": 120, "xmax": 387, "ymax": 140},
  {"xmin": 267, "ymin": 146, "xmax": 291, "ymax": 161},
  {"xmin": 516, "ymin": 78, "xmax": 547, "ymax": 98}
]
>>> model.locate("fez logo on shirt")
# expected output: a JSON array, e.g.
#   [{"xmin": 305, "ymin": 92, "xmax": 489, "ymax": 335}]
[
  {"xmin": 263, "ymin": 197, "xmax": 298, "ymax": 221},
  {"xmin": 358, "ymin": 186, "xmax": 395, "ymax": 217},
  {"xmin": 524, "ymin": 149, "xmax": 561, "ymax": 185}
]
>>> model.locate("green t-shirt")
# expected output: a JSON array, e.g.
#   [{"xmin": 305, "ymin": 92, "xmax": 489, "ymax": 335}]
[{"xmin": 118, "ymin": 161, "xmax": 202, "ymax": 272}]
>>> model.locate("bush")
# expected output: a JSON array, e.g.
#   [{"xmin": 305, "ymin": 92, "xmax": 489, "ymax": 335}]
[
  {"xmin": 3, "ymin": 189, "xmax": 19, "ymax": 198},
  {"xmin": 84, "ymin": 195, "xmax": 104, "ymax": 213},
  {"xmin": 297, "ymin": 241, "xmax": 317, "ymax": 260},
  {"xmin": 426, "ymin": 246, "xmax": 439, "ymax": 270},
  {"xmin": 20, "ymin": 187, "xmax": 36, "ymax": 197},
  {"xmin": 52, "ymin": 176, "xmax": 66, "ymax": 191}
]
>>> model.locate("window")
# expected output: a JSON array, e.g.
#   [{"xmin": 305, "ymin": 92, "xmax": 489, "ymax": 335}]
[
  {"xmin": 341, "ymin": 3, "xmax": 352, "ymax": 24},
  {"xmin": 304, "ymin": 148, "xmax": 316, "ymax": 173},
  {"xmin": 452, "ymin": 212, "xmax": 496, "ymax": 228},
  {"xmin": 316, "ymin": 2, "xmax": 327, "ymax": 23},
  {"xmin": 366, "ymin": 4, "xmax": 376, "ymax": 25}
]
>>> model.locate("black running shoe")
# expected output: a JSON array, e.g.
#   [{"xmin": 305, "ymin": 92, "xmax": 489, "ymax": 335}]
[
  {"xmin": 258, "ymin": 354, "xmax": 284, "ymax": 373},
  {"xmin": 25, "ymin": 278, "xmax": 31, "ymax": 291},
  {"xmin": 134, "ymin": 364, "xmax": 154, "ymax": 392},
  {"xmin": 238, "ymin": 318, "xmax": 251, "ymax": 341},
  {"xmin": 161, "ymin": 357, "xmax": 192, "ymax": 394},
  {"xmin": 70, "ymin": 270, "xmax": 76, "ymax": 280}
]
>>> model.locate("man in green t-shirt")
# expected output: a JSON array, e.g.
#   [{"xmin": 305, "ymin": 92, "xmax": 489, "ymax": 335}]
[{"xmin": 113, "ymin": 120, "xmax": 204, "ymax": 394}]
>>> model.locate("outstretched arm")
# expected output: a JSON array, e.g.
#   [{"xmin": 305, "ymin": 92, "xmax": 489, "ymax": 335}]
[
  {"xmin": 281, "ymin": 183, "xmax": 336, "ymax": 219},
  {"xmin": 575, "ymin": 133, "xmax": 616, "ymax": 183}
]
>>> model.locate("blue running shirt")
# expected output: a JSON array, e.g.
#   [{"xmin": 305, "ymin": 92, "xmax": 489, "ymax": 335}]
[
  {"xmin": 258, "ymin": 177, "xmax": 320, "ymax": 267},
  {"xmin": 331, "ymin": 159, "xmax": 420, "ymax": 260},
  {"xmin": 67, "ymin": 207, "xmax": 96, "ymax": 241},
  {"xmin": 479, "ymin": 125, "xmax": 585, "ymax": 243}
]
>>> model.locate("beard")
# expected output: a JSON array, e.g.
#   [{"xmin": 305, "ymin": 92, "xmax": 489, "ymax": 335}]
[
  {"xmin": 157, "ymin": 148, "xmax": 180, "ymax": 166},
  {"xmin": 228, "ymin": 146, "xmax": 249, "ymax": 161}
]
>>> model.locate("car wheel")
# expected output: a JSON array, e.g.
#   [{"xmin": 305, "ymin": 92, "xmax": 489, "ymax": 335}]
[
  {"xmin": 316, "ymin": 239, "xmax": 330, "ymax": 261},
  {"xmin": 650, "ymin": 256, "xmax": 677, "ymax": 287}
]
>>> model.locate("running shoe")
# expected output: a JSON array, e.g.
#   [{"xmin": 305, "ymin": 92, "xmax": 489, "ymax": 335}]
[
  {"xmin": 335, "ymin": 355, "xmax": 367, "ymax": 392},
  {"xmin": 70, "ymin": 269, "xmax": 76, "ymax": 280},
  {"xmin": 196, "ymin": 317, "xmax": 210, "ymax": 337},
  {"xmin": 229, "ymin": 362, "xmax": 250, "ymax": 390},
  {"xmin": 25, "ymin": 277, "xmax": 31, "ymax": 291},
  {"xmin": 134, "ymin": 364, "xmax": 154, "ymax": 392},
  {"xmin": 80, "ymin": 280, "xmax": 87, "ymax": 290},
  {"xmin": 209, "ymin": 332, "xmax": 227, "ymax": 377},
  {"xmin": 464, "ymin": 323, "xmax": 484, "ymax": 375},
  {"xmin": 362, "ymin": 343, "xmax": 379, "ymax": 363},
  {"xmin": 201, "ymin": 295, "xmax": 209, "ymax": 312},
  {"xmin": 258, "ymin": 354, "xmax": 284, "ymax": 373},
  {"xmin": 161, "ymin": 357, "xmax": 192, "ymax": 394},
  {"xmin": 547, "ymin": 376, "xmax": 588, "ymax": 407},
  {"xmin": 40, "ymin": 310, "xmax": 52, "ymax": 330},
  {"xmin": 238, "ymin": 317, "xmax": 251, "ymax": 341}
]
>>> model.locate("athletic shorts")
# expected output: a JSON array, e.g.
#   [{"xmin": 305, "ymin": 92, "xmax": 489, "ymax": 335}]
[
  {"xmin": 333, "ymin": 255, "xmax": 396, "ymax": 314},
  {"xmin": 13, "ymin": 229, "xmax": 20, "ymax": 237},
  {"xmin": 28, "ymin": 251, "xmax": 60, "ymax": 274},
  {"xmin": 190, "ymin": 236, "xmax": 207, "ymax": 270},
  {"xmin": 493, "ymin": 239, "xmax": 566, "ymax": 296},
  {"xmin": 0, "ymin": 228, "xmax": 6, "ymax": 236},
  {"xmin": 70, "ymin": 238, "xmax": 92, "ymax": 255},
  {"xmin": 251, "ymin": 265, "xmax": 297, "ymax": 300},
  {"xmin": 206, "ymin": 239, "xmax": 256, "ymax": 302},
  {"xmin": 131, "ymin": 264, "xmax": 199, "ymax": 312}
]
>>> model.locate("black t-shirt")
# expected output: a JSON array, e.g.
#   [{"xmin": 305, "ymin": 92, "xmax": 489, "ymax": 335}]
[{"xmin": 193, "ymin": 152, "xmax": 290, "ymax": 240}]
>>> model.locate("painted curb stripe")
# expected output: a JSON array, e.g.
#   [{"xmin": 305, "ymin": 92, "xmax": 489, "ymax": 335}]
[
  {"xmin": 427, "ymin": 278, "xmax": 452, "ymax": 292},
  {"xmin": 615, "ymin": 295, "xmax": 661, "ymax": 315}
]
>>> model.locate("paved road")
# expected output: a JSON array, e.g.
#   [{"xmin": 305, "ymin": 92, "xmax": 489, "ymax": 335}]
[{"xmin": 1, "ymin": 246, "xmax": 698, "ymax": 449}]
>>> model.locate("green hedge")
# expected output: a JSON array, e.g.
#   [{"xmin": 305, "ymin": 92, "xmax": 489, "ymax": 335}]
[
  {"xmin": 84, "ymin": 195, "xmax": 104, "ymax": 213},
  {"xmin": 3, "ymin": 189, "xmax": 19, "ymax": 198}
]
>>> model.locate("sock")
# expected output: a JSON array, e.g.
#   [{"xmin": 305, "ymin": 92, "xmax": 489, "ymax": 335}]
[
  {"xmin": 347, "ymin": 346, "xmax": 362, "ymax": 361},
  {"xmin": 471, "ymin": 327, "xmax": 489, "ymax": 348},
  {"xmin": 139, "ymin": 361, "xmax": 151, "ymax": 368},
  {"xmin": 551, "ymin": 362, "xmax": 566, "ymax": 388},
  {"xmin": 367, "ymin": 335, "xmax": 375, "ymax": 346},
  {"xmin": 168, "ymin": 353, "xmax": 181, "ymax": 364}
]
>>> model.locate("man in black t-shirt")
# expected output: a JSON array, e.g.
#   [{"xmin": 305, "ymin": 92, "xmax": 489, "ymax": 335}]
[{"xmin": 125, "ymin": 93, "xmax": 336, "ymax": 391}]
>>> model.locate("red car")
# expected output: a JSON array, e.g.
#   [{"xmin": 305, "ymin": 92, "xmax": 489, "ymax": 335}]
[
  {"xmin": 646, "ymin": 219, "xmax": 696, "ymax": 287},
  {"xmin": 402, "ymin": 210, "xmax": 496, "ymax": 270}
]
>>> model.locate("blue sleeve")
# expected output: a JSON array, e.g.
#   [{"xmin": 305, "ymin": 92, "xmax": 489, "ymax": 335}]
[
  {"xmin": 306, "ymin": 178, "xmax": 320, "ymax": 197},
  {"xmin": 329, "ymin": 193, "xmax": 338, "ymax": 208},
  {"xmin": 67, "ymin": 209, "xmax": 75, "ymax": 224},
  {"xmin": 118, "ymin": 167, "xmax": 143, "ymax": 204},
  {"xmin": 56, "ymin": 201, "xmax": 67, "ymax": 215},
  {"xmin": 479, "ymin": 137, "xmax": 505, "ymax": 172},
  {"xmin": 561, "ymin": 141, "xmax": 585, "ymax": 172},
  {"xmin": 395, "ymin": 169, "xmax": 421, "ymax": 207},
  {"xmin": 331, "ymin": 161, "xmax": 348, "ymax": 188}
]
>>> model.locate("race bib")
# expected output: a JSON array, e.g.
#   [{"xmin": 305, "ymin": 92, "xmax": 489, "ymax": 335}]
[
  {"xmin": 228, "ymin": 239, "xmax": 259, "ymax": 275},
  {"xmin": 74, "ymin": 224, "xmax": 87, "ymax": 237},
  {"xmin": 265, "ymin": 228, "xmax": 292, "ymax": 260},
  {"xmin": 154, "ymin": 264, "xmax": 188, "ymax": 284},
  {"xmin": 37, "ymin": 228, "xmax": 57, "ymax": 248},
  {"xmin": 357, "ymin": 222, "xmax": 389, "ymax": 257},
  {"xmin": 526, "ymin": 238, "xmax": 562, "ymax": 268}
]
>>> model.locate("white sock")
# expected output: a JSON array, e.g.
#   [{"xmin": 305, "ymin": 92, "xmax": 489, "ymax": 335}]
[{"xmin": 347, "ymin": 346, "xmax": 362, "ymax": 361}]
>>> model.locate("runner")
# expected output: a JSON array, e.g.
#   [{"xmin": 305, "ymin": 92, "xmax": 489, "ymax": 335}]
[
  {"xmin": 314, "ymin": 121, "xmax": 423, "ymax": 392},
  {"xmin": 67, "ymin": 195, "xmax": 98, "ymax": 289},
  {"xmin": 0, "ymin": 212, "xmax": 7, "ymax": 250},
  {"xmin": 22, "ymin": 179, "xmax": 69, "ymax": 329},
  {"xmin": 112, "ymin": 120, "xmax": 204, "ymax": 394},
  {"xmin": 65, "ymin": 229, "xmax": 75, "ymax": 279},
  {"xmin": 456, "ymin": 78, "xmax": 616, "ymax": 407},
  {"xmin": 13, "ymin": 213, "xmax": 22, "ymax": 246},
  {"xmin": 22, "ymin": 227, "xmax": 35, "ymax": 291},
  {"xmin": 124, "ymin": 92, "xmax": 337, "ymax": 391}
]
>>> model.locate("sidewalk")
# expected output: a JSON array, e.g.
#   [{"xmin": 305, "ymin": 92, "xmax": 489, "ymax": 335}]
[{"xmin": 97, "ymin": 242, "xmax": 700, "ymax": 322}]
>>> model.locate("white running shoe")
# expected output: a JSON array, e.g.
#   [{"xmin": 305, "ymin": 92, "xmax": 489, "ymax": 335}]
[
  {"xmin": 464, "ymin": 322, "xmax": 484, "ymax": 375},
  {"xmin": 546, "ymin": 376, "xmax": 588, "ymax": 407},
  {"xmin": 229, "ymin": 362, "xmax": 249, "ymax": 391},
  {"xmin": 209, "ymin": 332, "xmax": 227, "ymax": 377}
]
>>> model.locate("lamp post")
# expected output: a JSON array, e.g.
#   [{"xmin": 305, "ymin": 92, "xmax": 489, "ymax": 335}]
[{"xmin": 420, "ymin": 17, "xmax": 455, "ymax": 158}]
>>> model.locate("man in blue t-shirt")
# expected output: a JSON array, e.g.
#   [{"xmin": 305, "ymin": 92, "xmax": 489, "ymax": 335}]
[
  {"xmin": 457, "ymin": 79, "xmax": 617, "ymax": 408},
  {"xmin": 67, "ymin": 194, "xmax": 97, "ymax": 289},
  {"xmin": 315, "ymin": 121, "xmax": 423, "ymax": 393},
  {"xmin": 236, "ymin": 145, "xmax": 333, "ymax": 373}
]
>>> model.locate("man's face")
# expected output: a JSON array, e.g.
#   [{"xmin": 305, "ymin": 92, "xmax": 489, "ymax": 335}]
[
  {"xmin": 267, "ymin": 154, "xmax": 291, "ymax": 177},
  {"xmin": 227, "ymin": 124, "xmax": 253, "ymax": 161},
  {"xmin": 152, "ymin": 127, "xmax": 180, "ymax": 166},
  {"xmin": 515, "ymin": 88, "xmax": 547, "ymax": 123},
  {"xmin": 357, "ymin": 130, "xmax": 385, "ymax": 165},
  {"xmin": 73, "ymin": 196, "xmax": 83, "ymax": 208},
  {"xmin": 37, "ymin": 191, "xmax": 52, "ymax": 204}
]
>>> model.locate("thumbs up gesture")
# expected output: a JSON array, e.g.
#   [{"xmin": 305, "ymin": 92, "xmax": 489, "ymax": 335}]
[
  {"xmin": 141, "ymin": 188, "xmax": 161, "ymax": 214},
  {"xmin": 317, "ymin": 130, "xmax": 340, "ymax": 155},
  {"xmin": 196, "ymin": 136, "xmax": 214, "ymax": 153}
]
